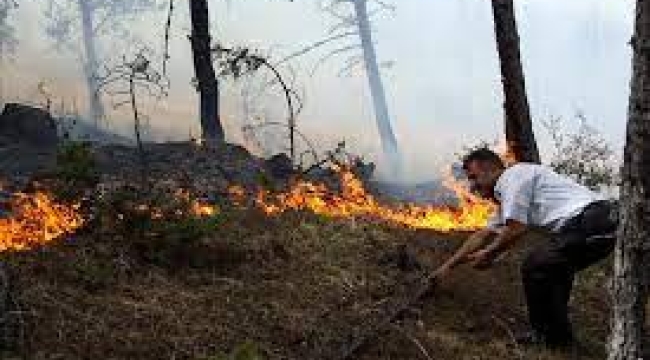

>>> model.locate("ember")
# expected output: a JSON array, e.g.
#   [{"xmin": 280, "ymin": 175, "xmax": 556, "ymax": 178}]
[
  {"xmin": 0, "ymin": 190, "xmax": 84, "ymax": 251},
  {"xmin": 251, "ymin": 167, "xmax": 495, "ymax": 232}
]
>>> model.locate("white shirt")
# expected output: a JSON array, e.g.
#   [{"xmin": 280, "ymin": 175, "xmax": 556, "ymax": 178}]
[{"xmin": 487, "ymin": 163, "xmax": 605, "ymax": 232}]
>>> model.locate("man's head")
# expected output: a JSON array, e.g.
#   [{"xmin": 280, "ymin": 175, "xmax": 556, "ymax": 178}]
[{"xmin": 462, "ymin": 148, "xmax": 505, "ymax": 200}]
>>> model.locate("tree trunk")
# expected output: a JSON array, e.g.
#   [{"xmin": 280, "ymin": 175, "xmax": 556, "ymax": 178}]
[
  {"xmin": 189, "ymin": 0, "xmax": 224, "ymax": 141},
  {"xmin": 608, "ymin": 1, "xmax": 650, "ymax": 358},
  {"xmin": 78, "ymin": 0, "xmax": 104, "ymax": 126},
  {"xmin": 491, "ymin": 0, "xmax": 540, "ymax": 163},
  {"xmin": 352, "ymin": 0, "xmax": 401, "ymax": 176}
]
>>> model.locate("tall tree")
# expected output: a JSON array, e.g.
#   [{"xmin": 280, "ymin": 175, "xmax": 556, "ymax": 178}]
[
  {"xmin": 189, "ymin": 0, "xmax": 224, "ymax": 141},
  {"xmin": 77, "ymin": 0, "xmax": 103, "ymax": 124},
  {"xmin": 609, "ymin": 0, "xmax": 650, "ymax": 358},
  {"xmin": 351, "ymin": 0, "xmax": 400, "ymax": 175},
  {"xmin": 491, "ymin": 0, "xmax": 540, "ymax": 163}
]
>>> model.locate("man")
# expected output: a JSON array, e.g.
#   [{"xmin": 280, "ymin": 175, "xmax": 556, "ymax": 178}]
[{"xmin": 433, "ymin": 148, "xmax": 617, "ymax": 349}]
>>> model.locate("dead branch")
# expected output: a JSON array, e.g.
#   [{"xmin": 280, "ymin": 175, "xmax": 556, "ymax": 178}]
[
  {"xmin": 276, "ymin": 31, "xmax": 357, "ymax": 65},
  {"xmin": 310, "ymin": 44, "xmax": 360, "ymax": 75}
]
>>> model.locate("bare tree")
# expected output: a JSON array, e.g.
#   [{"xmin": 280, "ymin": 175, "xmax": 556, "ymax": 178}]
[
  {"xmin": 542, "ymin": 113, "xmax": 619, "ymax": 191},
  {"xmin": 0, "ymin": 0, "xmax": 17, "ymax": 59},
  {"xmin": 189, "ymin": 0, "xmax": 224, "ymax": 141},
  {"xmin": 212, "ymin": 45, "xmax": 304, "ymax": 163},
  {"xmin": 43, "ymin": 0, "xmax": 163, "ymax": 126},
  {"xmin": 491, "ymin": 0, "xmax": 540, "ymax": 163},
  {"xmin": 97, "ymin": 50, "xmax": 168, "ymax": 184},
  {"xmin": 609, "ymin": 0, "xmax": 650, "ymax": 358},
  {"xmin": 280, "ymin": 0, "xmax": 401, "ymax": 175}
]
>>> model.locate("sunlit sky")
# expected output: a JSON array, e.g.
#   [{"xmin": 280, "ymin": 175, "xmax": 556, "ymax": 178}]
[{"xmin": 0, "ymin": 0, "xmax": 635, "ymax": 181}]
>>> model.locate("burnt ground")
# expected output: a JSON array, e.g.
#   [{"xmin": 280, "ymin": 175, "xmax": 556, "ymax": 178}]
[{"xmin": 0, "ymin": 209, "xmax": 611, "ymax": 360}]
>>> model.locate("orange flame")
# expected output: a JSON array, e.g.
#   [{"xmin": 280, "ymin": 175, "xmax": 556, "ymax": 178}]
[
  {"xmin": 249, "ymin": 167, "xmax": 495, "ymax": 232},
  {"xmin": 172, "ymin": 189, "xmax": 218, "ymax": 217},
  {"xmin": 0, "ymin": 191, "xmax": 84, "ymax": 251}
]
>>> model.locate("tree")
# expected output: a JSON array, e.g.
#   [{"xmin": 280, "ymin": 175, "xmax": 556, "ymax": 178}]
[
  {"xmin": 350, "ymin": 0, "xmax": 400, "ymax": 175},
  {"xmin": 609, "ymin": 0, "xmax": 650, "ymax": 358},
  {"xmin": 280, "ymin": 0, "xmax": 401, "ymax": 176},
  {"xmin": 543, "ymin": 114, "xmax": 618, "ymax": 191},
  {"xmin": 44, "ymin": 0, "xmax": 162, "ymax": 126},
  {"xmin": 189, "ymin": 0, "xmax": 224, "ymax": 141},
  {"xmin": 0, "ymin": 0, "xmax": 17, "ymax": 59},
  {"xmin": 490, "ymin": 0, "xmax": 540, "ymax": 163}
]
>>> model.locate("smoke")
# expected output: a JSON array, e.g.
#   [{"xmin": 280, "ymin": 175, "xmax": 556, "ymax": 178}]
[{"xmin": 0, "ymin": 0, "xmax": 634, "ymax": 184}]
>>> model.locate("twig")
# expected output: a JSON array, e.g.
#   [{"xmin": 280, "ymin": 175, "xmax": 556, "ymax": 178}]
[
  {"xmin": 389, "ymin": 323, "xmax": 433, "ymax": 360},
  {"xmin": 275, "ymin": 31, "xmax": 357, "ymax": 65}
]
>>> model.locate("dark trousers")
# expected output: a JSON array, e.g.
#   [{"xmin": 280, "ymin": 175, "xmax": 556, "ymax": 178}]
[{"xmin": 521, "ymin": 200, "xmax": 618, "ymax": 346}]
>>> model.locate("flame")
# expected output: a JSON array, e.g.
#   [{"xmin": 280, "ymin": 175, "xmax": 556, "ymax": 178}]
[
  {"xmin": 249, "ymin": 167, "xmax": 495, "ymax": 232},
  {"xmin": 191, "ymin": 201, "xmax": 217, "ymax": 217},
  {"xmin": 0, "ymin": 190, "xmax": 84, "ymax": 251},
  {"xmin": 172, "ymin": 189, "xmax": 218, "ymax": 217}
]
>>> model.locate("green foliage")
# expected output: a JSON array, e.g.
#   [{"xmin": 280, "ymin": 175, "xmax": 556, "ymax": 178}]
[{"xmin": 56, "ymin": 141, "xmax": 98, "ymax": 184}]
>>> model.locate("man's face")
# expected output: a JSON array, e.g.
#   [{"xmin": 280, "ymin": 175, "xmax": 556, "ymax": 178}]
[{"xmin": 465, "ymin": 160, "xmax": 498, "ymax": 199}]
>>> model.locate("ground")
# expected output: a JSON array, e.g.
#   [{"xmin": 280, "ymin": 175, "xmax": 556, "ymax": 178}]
[{"xmin": 0, "ymin": 208, "xmax": 611, "ymax": 360}]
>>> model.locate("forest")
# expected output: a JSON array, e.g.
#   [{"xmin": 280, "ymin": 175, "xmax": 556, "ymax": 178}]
[{"xmin": 0, "ymin": 1, "xmax": 648, "ymax": 359}]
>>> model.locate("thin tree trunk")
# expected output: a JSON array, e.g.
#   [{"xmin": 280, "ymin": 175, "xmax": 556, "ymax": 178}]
[
  {"xmin": 608, "ymin": 1, "xmax": 650, "ymax": 358},
  {"xmin": 189, "ymin": 0, "xmax": 224, "ymax": 141},
  {"xmin": 78, "ymin": 0, "xmax": 104, "ymax": 126},
  {"xmin": 352, "ymin": 0, "xmax": 401, "ymax": 175},
  {"xmin": 491, "ymin": 0, "xmax": 540, "ymax": 163}
]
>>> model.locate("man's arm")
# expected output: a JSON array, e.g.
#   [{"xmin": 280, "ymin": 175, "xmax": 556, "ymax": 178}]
[
  {"xmin": 468, "ymin": 219, "xmax": 527, "ymax": 268},
  {"xmin": 432, "ymin": 227, "xmax": 497, "ymax": 278}
]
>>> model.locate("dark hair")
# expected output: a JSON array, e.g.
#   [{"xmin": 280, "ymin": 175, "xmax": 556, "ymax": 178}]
[{"xmin": 462, "ymin": 148, "xmax": 504, "ymax": 171}]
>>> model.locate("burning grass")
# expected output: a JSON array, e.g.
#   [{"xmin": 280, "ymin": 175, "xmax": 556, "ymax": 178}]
[
  {"xmin": 0, "ymin": 190, "xmax": 84, "ymax": 251},
  {"xmin": 249, "ymin": 167, "xmax": 495, "ymax": 232}
]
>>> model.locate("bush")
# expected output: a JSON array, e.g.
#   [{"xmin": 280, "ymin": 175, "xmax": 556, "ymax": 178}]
[
  {"xmin": 95, "ymin": 185, "xmax": 226, "ymax": 268},
  {"xmin": 56, "ymin": 141, "xmax": 98, "ymax": 185},
  {"xmin": 542, "ymin": 114, "xmax": 619, "ymax": 191}
]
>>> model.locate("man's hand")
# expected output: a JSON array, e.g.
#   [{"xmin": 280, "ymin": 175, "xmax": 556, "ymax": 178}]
[{"xmin": 468, "ymin": 219, "xmax": 527, "ymax": 269}]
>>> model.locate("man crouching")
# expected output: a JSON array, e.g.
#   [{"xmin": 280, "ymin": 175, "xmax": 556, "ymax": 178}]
[{"xmin": 433, "ymin": 148, "xmax": 617, "ymax": 349}]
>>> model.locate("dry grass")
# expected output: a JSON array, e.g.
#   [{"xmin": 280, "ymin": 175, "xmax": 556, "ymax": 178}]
[{"xmin": 0, "ymin": 210, "xmax": 610, "ymax": 360}]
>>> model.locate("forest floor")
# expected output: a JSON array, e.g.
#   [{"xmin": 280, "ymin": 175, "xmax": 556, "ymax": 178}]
[
  {"xmin": 1, "ymin": 208, "xmax": 611, "ymax": 360},
  {"xmin": 0, "ymin": 139, "xmax": 612, "ymax": 360}
]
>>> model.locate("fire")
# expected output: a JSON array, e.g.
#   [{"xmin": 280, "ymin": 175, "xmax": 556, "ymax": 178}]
[
  {"xmin": 191, "ymin": 201, "xmax": 217, "ymax": 217},
  {"xmin": 251, "ymin": 167, "xmax": 495, "ymax": 232},
  {"xmin": 172, "ymin": 189, "xmax": 218, "ymax": 217},
  {"xmin": 0, "ymin": 190, "xmax": 84, "ymax": 251}
]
